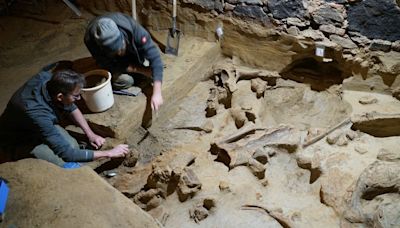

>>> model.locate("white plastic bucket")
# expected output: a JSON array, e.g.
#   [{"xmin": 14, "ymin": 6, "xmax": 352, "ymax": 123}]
[{"xmin": 81, "ymin": 69, "xmax": 114, "ymax": 113}]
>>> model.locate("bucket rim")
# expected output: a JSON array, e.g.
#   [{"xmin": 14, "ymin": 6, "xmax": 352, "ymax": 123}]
[{"xmin": 82, "ymin": 69, "xmax": 112, "ymax": 92}]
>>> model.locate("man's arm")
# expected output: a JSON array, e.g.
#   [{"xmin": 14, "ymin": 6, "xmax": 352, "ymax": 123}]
[
  {"xmin": 132, "ymin": 24, "xmax": 164, "ymax": 111},
  {"xmin": 69, "ymin": 108, "xmax": 105, "ymax": 149}
]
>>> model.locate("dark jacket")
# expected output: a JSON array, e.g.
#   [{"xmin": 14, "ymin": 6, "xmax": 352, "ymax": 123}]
[
  {"xmin": 0, "ymin": 63, "xmax": 94, "ymax": 162},
  {"xmin": 84, "ymin": 12, "xmax": 163, "ymax": 82}
]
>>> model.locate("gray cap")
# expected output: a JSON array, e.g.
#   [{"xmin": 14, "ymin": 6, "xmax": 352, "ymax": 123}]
[{"xmin": 94, "ymin": 18, "xmax": 124, "ymax": 53}]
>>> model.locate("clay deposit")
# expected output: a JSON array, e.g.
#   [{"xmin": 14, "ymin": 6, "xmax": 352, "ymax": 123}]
[{"xmin": 1, "ymin": 0, "xmax": 400, "ymax": 227}]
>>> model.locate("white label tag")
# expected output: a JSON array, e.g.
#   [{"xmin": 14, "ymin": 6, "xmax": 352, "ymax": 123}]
[{"xmin": 315, "ymin": 47, "xmax": 325, "ymax": 57}]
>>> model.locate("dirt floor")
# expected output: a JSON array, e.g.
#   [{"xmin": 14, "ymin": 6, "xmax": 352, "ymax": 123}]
[{"xmin": 1, "ymin": 1, "xmax": 400, "ymax": 228}]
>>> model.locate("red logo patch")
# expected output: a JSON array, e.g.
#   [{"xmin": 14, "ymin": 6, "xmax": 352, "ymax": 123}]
[{"xmin": 141, "ymin": 36, "xmax": 147, "ymax": 44}]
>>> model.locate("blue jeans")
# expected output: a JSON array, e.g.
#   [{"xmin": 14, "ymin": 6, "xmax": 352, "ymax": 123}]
[{"xmin": 30, "ymin": 125, "xmax": 80, "ymax": 167}]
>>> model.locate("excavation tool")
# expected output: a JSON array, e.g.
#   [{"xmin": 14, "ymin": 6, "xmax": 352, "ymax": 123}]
[
  {"xmin": 131, "ymin": 0, "xmax": 137, "ymax": 20},
  {"xmin": 165, "ymin": 0, "xmax": 181, "ymax": 56}
]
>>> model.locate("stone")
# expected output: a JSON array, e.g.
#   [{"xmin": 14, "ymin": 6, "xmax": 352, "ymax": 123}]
[
  {"xmin": 248, "ymin": 158, "xmax": 266, "ymax": 179},
  {"xmin": 133, "ymin": 189, "xmax": 163, "ymax": 210},
  {"xmin": 311, "ymin": 4, "xmax": 345, "ymax": 27},
  {"xmin": 251, "ymin": 78, "xmax": 268, "ymax": 98},
  {"xmin": 377, "ymin": 148, "xmax": 400, "ymax": 162},
  {"xmin": 325, "ymin": 0, "xmax": 347, "ymax": 3},
  {"xmin": 392, "ymin": 40, "xmax": 400, "ymax": 52},
  {"xmin": 319, "ymin": 24, "xmax": 346, "ymax": 36},
  {"xmin": 190, "ymin": 205, "xmax": 209, "ymax": 223},
  {"xmin": 224, "ymin": 3, "xmax": 235, "ymax": 11},
  {"xmin": 345, "ymin": 130, "xmax": 359, "ymax": 140},
  {"xmin": 336, "ymin": 134, "xmax": 348, "ymax": 146},
  {"xmin": 347, "ymin": 0, "xmax": 400, "ymax": 42},
  {"xmin": 326, "ymin": 130, "xmax": 342, "ymax": 145},
  {"xmin": 369, "ymin": 39, "xmax": 392, "ymax": 52},
  {"xmin": 233, "ymin": 5, "xmax": 268, "ymax": 22},
  {"xmin": 219, "ymin": 181, "xmax": 231, "ymax": 192},
  {"xmin": 122, "ymin": 147, "xmax": 139, "ymax": 167},
  {"xmin": 300, "ymin": 29, "xmax": 326, "ymax": 41},
  {"xmin": 226, "ymin": 0, "xmax": 239, "ymax": 4},
  {"xmin": 348, "ymin": 31, "xmax": 371, "ymax": 47},
  {"xmin": 329, "ymin": 35, "xmax": 358, "ymax": 49},
  {"xmin": 177, "ymin": 168, "xmax": 202, "ymax": 202},
  {"xmin": 182, "ymin": 0, "xmax": 224, "ymax": 12},
  {"xmin": 351, "ymin": 112, "xmax": 400, "ymax": 137},
  {"xmin": 354, "ymin": 146, "xmax": 367, "ymax": 154},
  {"xmin": 238, "ymin": 0, "xmax": 262, "ymax": 5},
  {"xmin": 358, "ymin": 95, "xmax": 378, "ymax": 105},
  {"xmin": 286, "ymin": 17, "xmax": 309, "ymax": 28},
  {"xmin": 268, "ymin": 0, "xmax": 308, "ymax": 20},
  {"xmin": 286, "ymin": 26, "xmax": 300, "ymax": 36}
]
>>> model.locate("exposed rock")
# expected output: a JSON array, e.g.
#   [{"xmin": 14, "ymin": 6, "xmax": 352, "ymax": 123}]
[
  {"xmin": 311, "ymin": 4, "xmax": 345, "ymax": 27},
  {"xmin": 219, "ymin": 181, "xmax": 231, "ymax": 192},
  {"xmin": 252, "ymin": 148, "xmax": 269, "ymax": 164},
  {"xmin": 286, "ymin": 17, "xmax": 309, "ymax": 28},
  {"xmin": 319, "ymin": 24, "xmax": 346, "ymax": 36},
  {"xmin": 329, "ymin": 35, "xmax": 358, "ymax": 49},
  {"xmin": 248, "ymin": 157, "xmax": 266, "ymax": 179},
  {"xmin": 189, "ymin": 198, "xmax": 216, "ymax": 223},
  {"xmin": 251, "ymin": 78, "xmax": 268, "ymax": 98},
  {"xmin": 0, "ymin": 159, "xmax": 159, "ymax": 227},
  {"xmin": 300, "ymin": 28, "xmax": 326, "ymax": 41},
  {"xmin": 348, "ymin": 31, "xmax": 371, "ymax": 47},
  {"xmin": 224, "ymin": 3, "xmax": 235, "ymax": 11},
  {"xmin": 358, "ymin": 95, "xmax": 378, "ymax": 105},
  {"xmin": 226, "ymin": 0, "xmax": 239, "ymax": 3},
  {"xmin": 286, "ymin": 26, "xmax": 300, "ymax": 36},
  {"xmin": 268, "ymin": 0, "xmax": 308, "ymax": 20},
  {"xmin": 233, "ymin": 5, "xmax": 269, "ymax": 23},
  {"xmin": 238, "ymin": 0, "xmax": 263, "ymax": 5},
  {"xmin": 123, "ymin": 148, "xmax": 139, "ymax": 167},
  {"xmin": 372, "ymin": 51, "xmax": 400, "ymax": 75},
  {"xmin": 325, "ymin": 0, "xmax": 347, "ymax": 3},
  {"xmin": 392, "ymin": 40, "xmax": 400, "ymax": 52},
  {"xmin": 347, "ymin": 0, "xmax": 400, "ymax": 41},
  {"xmin": 377, "ymin": 148, "xmax": 400, "ymax": 162},
  {"xmin": 326, "ymin": 130, "xmax": 342, "ymax": 145},
  {"xmin": 369, "ymin": 39, "xmax": 392, "ymax": 52},
  {"xmin": 206, "ymin": 87, "xmax": 218, "ymax": 117},
  {"xmin": 345, "ymin": 130, "xmax": 359, "ymax": 140},
  {"xmin": 336, "ymin": 134, "xmax": 349, "ymax": 146},
  {"xmin": 230, "ymin": 107, "xmax": 247, "ymax": 128},
  {"xmin": 133, "ymin": 189, "xmax": 164, "ymax": 211},
  {"xmin": 354, "ymin": 146, "xmax": 368, "ymax": 154},
  {"xmin": 177, "ymin": 168, "xmax": 202, "ymax": 202},
  {"xmin": 351, "ymin": 112, "xmax": 400, "ymax": 137},
  {"xmin": 182, "ymin": 0, "xmax": 224, "ymax": 12}
]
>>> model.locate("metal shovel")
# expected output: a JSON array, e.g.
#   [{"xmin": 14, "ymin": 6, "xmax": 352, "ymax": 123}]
[{"xmin": 165, "ymin": 0, "xmax": 181, "ymax": 56}]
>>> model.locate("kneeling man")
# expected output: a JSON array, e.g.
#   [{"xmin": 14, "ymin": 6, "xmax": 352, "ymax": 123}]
[{"xmin": 0, "ymin": 62, "xmax": 129, "ymax": 167}]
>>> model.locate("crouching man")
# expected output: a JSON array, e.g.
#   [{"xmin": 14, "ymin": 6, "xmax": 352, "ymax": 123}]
[{"xmin": 0, "ymin": 62, "xmax": 129, "ymax": 167}]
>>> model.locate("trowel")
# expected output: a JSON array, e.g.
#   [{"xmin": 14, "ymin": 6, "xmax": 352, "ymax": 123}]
[{"xmin": 165, "ymin": 0, "xmax": 181, "ymax": 56}]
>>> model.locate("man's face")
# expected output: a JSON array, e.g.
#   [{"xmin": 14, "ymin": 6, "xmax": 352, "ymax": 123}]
[{"xmin": 57, "ymin": 86, "xmax": 81, "ymax": 106}]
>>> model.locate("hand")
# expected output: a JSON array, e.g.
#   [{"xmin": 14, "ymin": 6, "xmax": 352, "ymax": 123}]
[
  {"xmin": 107, "ymin": 144, "xmax": 130, "ymax": 158},
  {"xmin": 151, "ymin": 92, "xmax": 163, "ymax": 111},
  {"xmin": 87, "ymin": 134, "xmax": 105, "ymax": 149}
]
